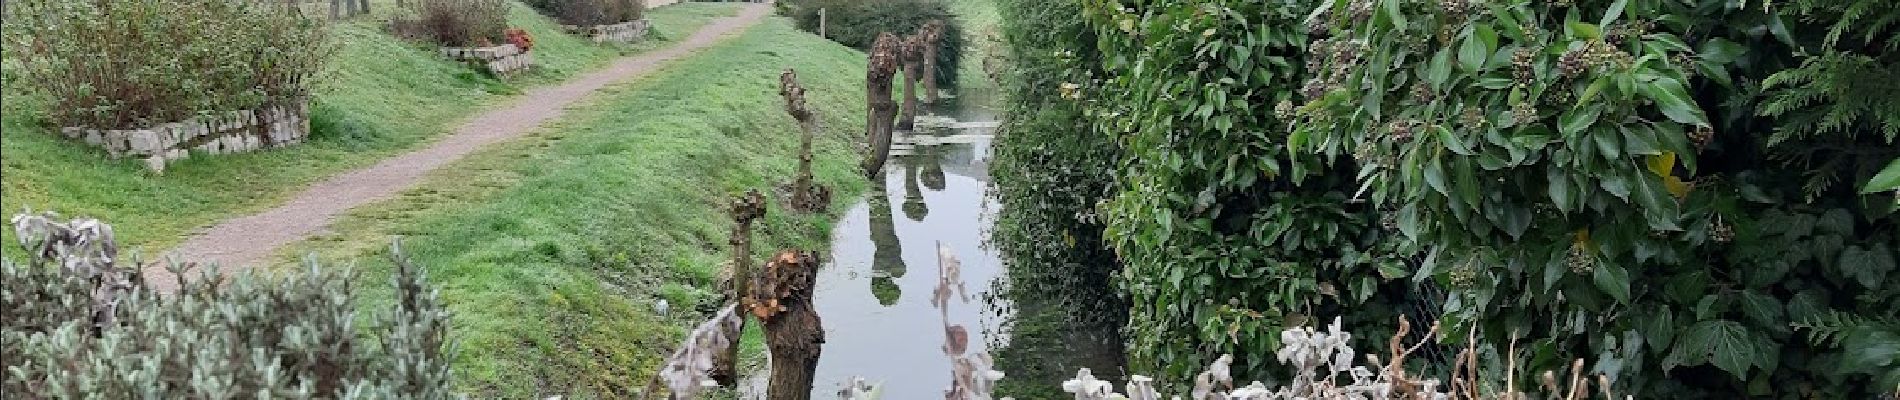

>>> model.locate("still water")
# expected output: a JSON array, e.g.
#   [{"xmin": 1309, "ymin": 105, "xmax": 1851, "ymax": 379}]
[
  {"xmin": 742, "ymin": 87, "xmax": 1125, "ymax": 399},
  {"xmin": 805, "ymin": 92, "xmax": 1007, "ymax": 397}
]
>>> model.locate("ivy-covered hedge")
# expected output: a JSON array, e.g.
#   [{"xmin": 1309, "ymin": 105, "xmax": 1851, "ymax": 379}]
[
  {"xmin": 778, "ymin": 0, "xmax": 964, "ymax": 87},
  {"xmin": 990, "ymin": 0, "xmax": 1899, "ymax": 397},
  {"xmin": 986, "ymin": 0, "xmax": 1126, "ymax": 396},
  {"xmin": 1296, "ymin": 0, "xmax": 1897, "ymax": 395}
]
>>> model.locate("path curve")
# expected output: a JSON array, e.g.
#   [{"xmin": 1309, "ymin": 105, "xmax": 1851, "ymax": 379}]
[{"xmin": 147, "ymin": 4, "xmax": 773, "ymax": 292}]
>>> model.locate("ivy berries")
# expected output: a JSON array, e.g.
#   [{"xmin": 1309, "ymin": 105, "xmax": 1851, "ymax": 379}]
[{"xmin": 1513, "ymin": 48, "xmax": 1537, "ymax": 84}]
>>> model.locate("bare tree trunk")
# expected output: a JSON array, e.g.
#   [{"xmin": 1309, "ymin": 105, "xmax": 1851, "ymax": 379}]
[
  {"xmin": 897, "ymin": 34, "xmax": 923, "ymax": 132},
  {"xmin": 357, "ymin": 0, "xmax": 369, "ymax": 14},
  {"xmin": 746, "ymin": 251, "xmax": 824, "ymax": 400},
  {"xmin": 710, "ymin": 191, "xmax": 767, "ymax": 387},
  {"xmin": 863, "ymin": 33, "xmax": 902, "ymax": 180},
  {"xmin": 330, "ymin": 0, "xmax": 341, "ymax": 20},
  {"xmin": 920, "ymin": 20, "xmax": 945, "ymax": 104},
  {"xmin": 780, "ymin": 69, "xmax": 827, "ymax": 212}
]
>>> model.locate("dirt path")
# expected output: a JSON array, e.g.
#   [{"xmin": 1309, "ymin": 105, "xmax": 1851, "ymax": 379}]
[{"xmin": 146, "ymin": 4, "xmax": 773, "ymax": 292}]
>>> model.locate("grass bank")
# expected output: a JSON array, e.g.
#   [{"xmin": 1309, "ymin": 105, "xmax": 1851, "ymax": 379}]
[
  {"xmin": 279, "ymin": 17, "xmax": 870, "ymax": 397},
  {"xmin": 0, "ymin": 2, "xmax": 741, "ymax": 253},
  {"xmin": 943, "ymin": 0, "xmax": 1002, "ymax": 90}
]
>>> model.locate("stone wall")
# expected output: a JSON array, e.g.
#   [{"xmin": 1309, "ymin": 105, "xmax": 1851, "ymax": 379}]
[
  {"xmin": 564, "ymin": 20, "xmax": 650, "ymax": 43},
  {"xmin": 442, "ymin": 44, "xmax": 534, "ymax": 75},
  {"xmin": 60, "ymin": 99, "xmax": 309, "ymax": 173}
]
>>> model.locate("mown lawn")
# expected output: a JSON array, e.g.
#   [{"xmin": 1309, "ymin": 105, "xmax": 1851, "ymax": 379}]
[
  {"xmin": 276, "ymin": 17, "xmax": 870, "ymax": 398},
  {"xmin": 0, "ymin": 2, "xmax": 741, "ymax": 254}
]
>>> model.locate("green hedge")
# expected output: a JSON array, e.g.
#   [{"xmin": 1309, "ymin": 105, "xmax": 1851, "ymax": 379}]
[
  {"xmin": 779, "ymin": 0, "xmax": 963, "ymax": 88},
  {"xmin": 989, "ymin": 0, "xmax": 1899, "ymax": 396}
]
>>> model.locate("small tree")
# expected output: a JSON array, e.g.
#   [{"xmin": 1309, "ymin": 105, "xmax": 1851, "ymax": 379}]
[
  {"xmin": 862, "ymin": 33, "xmax": 902, "ymax": 179},
  {"xmin": 781, "ymin": 69, "xmax": 832, "ymax": 213}
]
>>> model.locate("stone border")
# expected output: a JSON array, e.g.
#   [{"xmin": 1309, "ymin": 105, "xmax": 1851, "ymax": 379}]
[
  {"xmin": 60, "ymin": 98, "xmax": 310, "ymax": 173},
  {"xmin": 441, "ymin": 43, "xmax": 534, "ymax": 75},
  {"xmin": 562, "ymin": 19, "xmax": 650, "ymax": 44}
]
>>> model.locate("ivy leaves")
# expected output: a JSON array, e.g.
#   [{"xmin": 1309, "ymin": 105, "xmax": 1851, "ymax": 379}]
[
  {"xmin": 1839, "ymin": 243, "xmax": 1896, "ymax": 288},
  {"xmin": 1663, "ymin": 320, "xmax": 1777, "ymax": 379}
]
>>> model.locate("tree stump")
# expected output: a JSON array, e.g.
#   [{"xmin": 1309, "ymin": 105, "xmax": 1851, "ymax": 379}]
[
  {"xmin": 863, "ymin": 33, "xmax": 902, "ymax": 179},
  {"xmin": 780, "ymin": 69, "xmax": 830, "ymax": 213},
  {"xmin": 710, "ymin": 190, "xmax": 768, "ymax": 387},
  {"xmin": 897, "ymin": 33, "xmax": 926, "ymax": 132},
  {"xmin": 745, "ymin": 251, "xmax": 825, "ymax": 400},
  {"xmin": 919, "ymin": 20, "xmax": 946, "ymax": 105}
]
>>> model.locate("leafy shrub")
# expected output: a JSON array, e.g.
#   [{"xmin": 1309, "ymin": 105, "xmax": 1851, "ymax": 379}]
[
  {"xmin": 1295, "ymin": 0, "xmax": 1898, "ymax": 396},
  {"xmin": 395, "ymin": 0, "xmax": 511, "ymax": 47},
  {"xmin": 0, "ymin": 0, "xmax": 330, "ymax": 130},
  {"xmin": 1, "ymin": 213, "xmax": 456, "ymax": 398},
  {"xmin": 1056, "ymin": 0, "xmax": 1422, "ymax": 389},
  {"xmin": 779, "ymin": 0, "xmax": 963, "ymax": 87},
  {"xmin": 524, "ymin": 0, "xmax": 646, "ymax": 27},
  {"xmin": 986, "ymin": 0, "xmax": 1126, "ymax": 396},
  {"xmin": 990, "ymin": 0, "xmax": 1898, "ymax": 397}
]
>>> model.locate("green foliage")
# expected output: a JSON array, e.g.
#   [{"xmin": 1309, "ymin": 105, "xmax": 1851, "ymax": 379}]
[
  {"xmin": 1759, "ymin": 0, "xmax": 1900, "ymax": 197},
  {"xmin": 1069, "ymin": 0, "xmax": 1415, "ymax": 388},
  {"xmin": 1795, "ymin": 311, "xmax": 1900, "ymax": 390},
  {"xmin": 1294, "ymin": 0, "xmax": 1900, "ymax": 396},
  {"xmin": 987, "ymin": 0, "xmax": 1127, "ymax": 396},
  {"xmin": 778, "ymin": 0, "xmax": 964, "ymax": 87},
  {"xmin": 989, "ymin": 0, "xmax": 1899, "ymax": 396},
  {"xmin": 524, "ymin": 0, "xmax": 646, "ymax": 26},
  {"xmin": 0, "ymin": 0, "xmax": 331, "ymax": 130},
  {"xmin": 1, "ymin": 244, "xmax": 454, "ymax": 398}
]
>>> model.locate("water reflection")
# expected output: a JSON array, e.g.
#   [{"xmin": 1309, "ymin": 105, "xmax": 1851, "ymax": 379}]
[
  {"xmin": 808, "ymin": 131, "xmax": 1004, "ymax": 397},
  {"xmin": 867, "ymin": 169, "xmax": 905, "ymax": 306},
  {"xmin": 901, "ymin": 161, "xmax": 930, "ymax": 222},
  {"xmin": 799, "ymin": 84, "xmax": 1129, "ymax": 398}
]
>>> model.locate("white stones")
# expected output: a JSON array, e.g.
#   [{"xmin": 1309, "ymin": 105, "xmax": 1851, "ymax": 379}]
[
  {"xmin": 127, "ymin": 129, "xmax": 162, "ymax": 153},
  {"xmin": 443, "ymin": 43, "xmax": 535, "ymax": 75},
  {"xmin": 143, "ymin": 155, "xmax": 166, "ymax": 175},
  {"xmin": 581, "ymin": 20, "xmax": 651, "ymax": 43},
  {"xmin": 61, "ymin": 98, "xmax": 309, "ymax": 172}
]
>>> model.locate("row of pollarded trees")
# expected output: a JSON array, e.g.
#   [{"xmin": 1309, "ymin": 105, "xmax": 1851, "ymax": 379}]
[
  {"xmin": 646, "ymin": 69, "xmax": 834, "ymax": 400},
  {"xmin": 861, "ymin": 20, "xmax": 950, "ymax": 179}
]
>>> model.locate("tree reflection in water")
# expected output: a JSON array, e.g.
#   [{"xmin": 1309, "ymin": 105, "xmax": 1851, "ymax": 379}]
[
  {"xmin": 902, "ymin": 159, "xmax": 930, "ymax": 222},
  {"xmin": 868, "ymin": 167, "xmax": 905, "ymax": 306}
]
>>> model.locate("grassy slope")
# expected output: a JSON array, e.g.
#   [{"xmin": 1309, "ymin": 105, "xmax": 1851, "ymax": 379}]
[
  {"xmin": 0, "ymin": 2, "xmax": 737, "ymax": 254},
  {"xmin": 279, "ymin": 17, "xmax": 870, "ymax": 398},
  {"xmin": 943, "ymin": 0, "xmax": 1002, "ymax": 91}
]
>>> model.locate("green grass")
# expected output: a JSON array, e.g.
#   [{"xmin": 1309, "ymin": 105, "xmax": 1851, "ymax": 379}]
[
  {"xmin": 277, "ymin": 17, "xmax": 870, "ymax": 398},
  {"xmin": 943, "ymin": 0, "xmax": 1001, "ymax": 90},
  {"xmin": 0, "ymin": 2, "xmax": 741, "ymax": 255}
]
